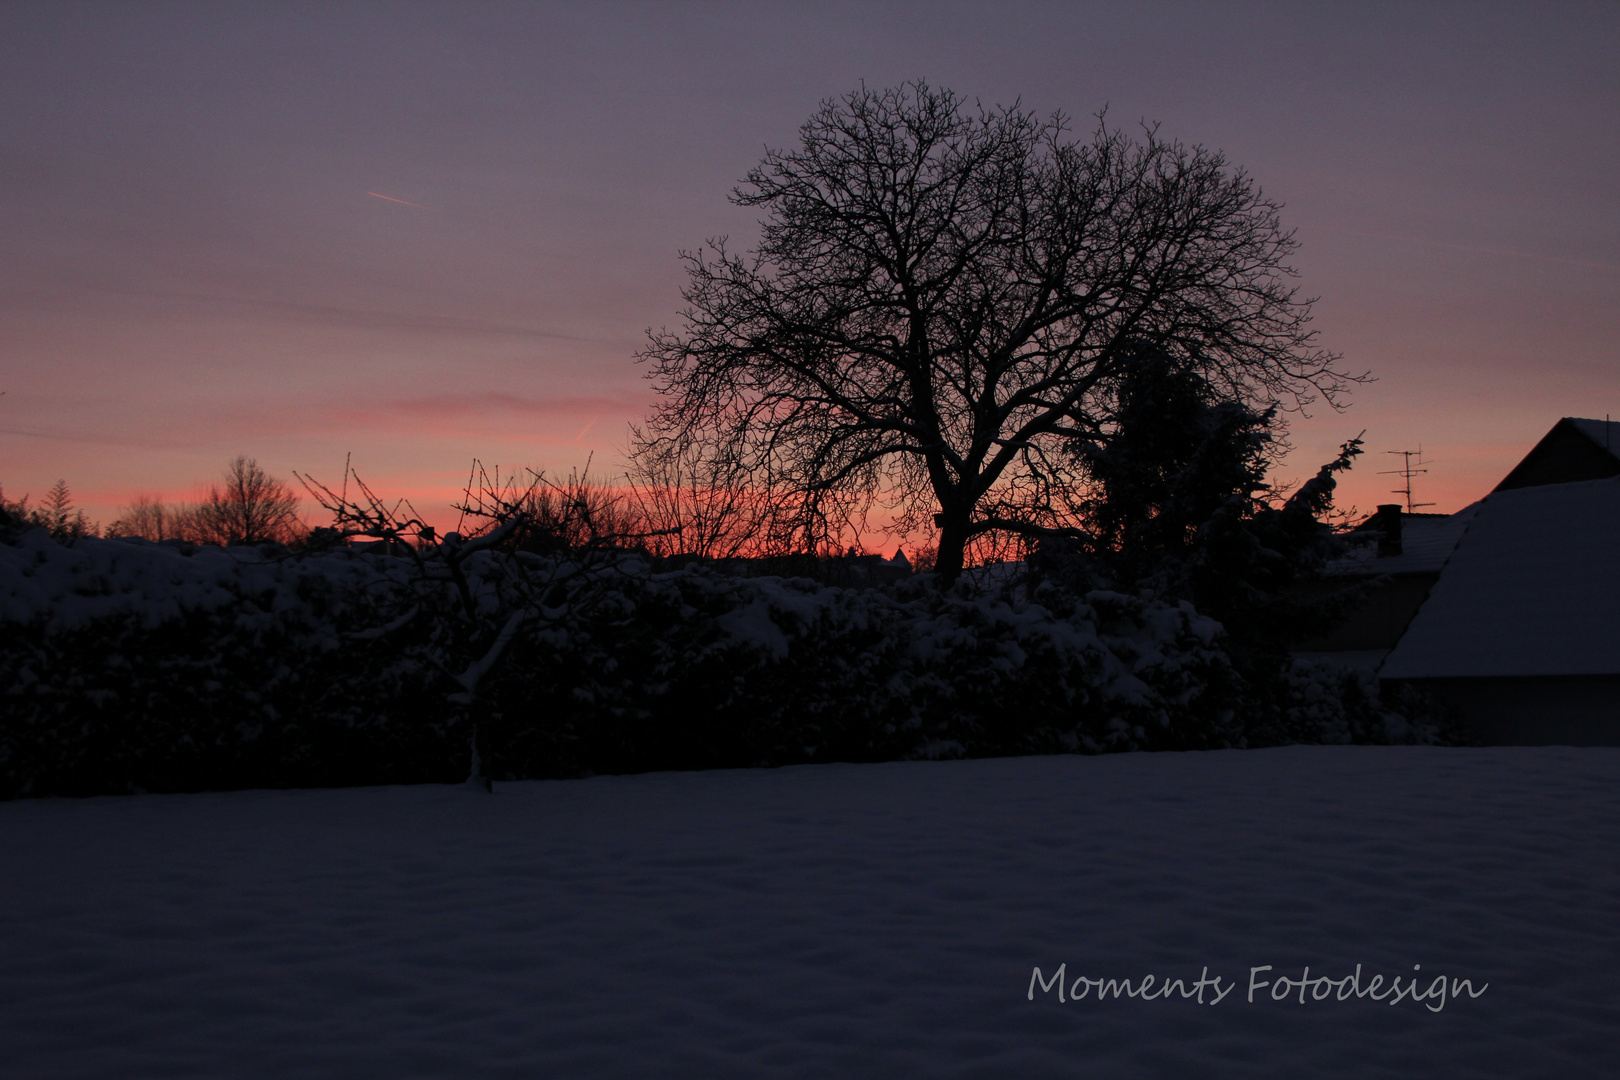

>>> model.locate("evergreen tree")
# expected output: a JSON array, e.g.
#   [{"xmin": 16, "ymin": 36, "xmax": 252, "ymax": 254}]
[
  {"xmin": 1075, "ymin": 343, "xmax": 1364, "ymax": 657},
  {"xmin": 0, "ymin": 479, "xmax": 97, "ymax": 541},
  {"xmin": 1079, "ymin": 344, "xmax": 1278, "ymax": 586}
]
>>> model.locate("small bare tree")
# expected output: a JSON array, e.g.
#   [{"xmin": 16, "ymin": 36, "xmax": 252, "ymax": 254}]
[
  {"xmin": 636, "ymin": 81, "xmax": 1360, "ymax": 582},
  {"xmin": 298, "ymin": 459, "xmax": 656, "ymax": 790},
  {"xmin": 109, "ymin": 495, "xmax": 205, "ymax": 541},
  {"xmin": 510, "ymin": 462, "xmax": 645, "ymax": 555},
  {"xmin": 624, "ymin": 432, "xmax": 780, "ymax": 560},
  {"xmin": 196, "ymin": 456, "xmax": 303, "ymax": 546}
]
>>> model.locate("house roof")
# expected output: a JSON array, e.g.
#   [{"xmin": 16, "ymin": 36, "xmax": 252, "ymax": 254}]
[
  {"xmin": 1494, "ymin": 416, "xmax": 1620, "ymax": 491},
  {"xmin": 1566, "ymin": 417, "xmax": 1620, "ymax": 451},
  {"xmin": 1380, "ymin": 476, "xmax": 1620, "ymax": 679},
  {"xmin": 1327, "ymin": 505, "xmax": 1479, "ymax": 577}
]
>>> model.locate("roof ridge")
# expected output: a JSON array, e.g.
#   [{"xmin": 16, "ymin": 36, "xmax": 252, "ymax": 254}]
[{"xmin": 1563, "ymin": 416, "xmax": 1620, "ymax": 455}]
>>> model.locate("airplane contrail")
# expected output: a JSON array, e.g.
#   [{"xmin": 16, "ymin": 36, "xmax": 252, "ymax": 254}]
[
  {"xmin": 575, "ymin": 414, "xmax": 601, "ymax": 443},
  {"xmin": 366, "ymin": 191, "xmax": 429, "ymax": 209}
]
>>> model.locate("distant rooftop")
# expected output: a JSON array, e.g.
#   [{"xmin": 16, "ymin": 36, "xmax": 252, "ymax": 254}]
[{"xmin": 1327, "ymin": 504, "xmax": 1479, "ymax": 577}]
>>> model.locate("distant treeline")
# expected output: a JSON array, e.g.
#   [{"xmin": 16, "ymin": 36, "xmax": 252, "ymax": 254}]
[
  {"xmin": 3, "ymin": 456, "xmax": 305, "ymax": 548},
  {"xmin": 6, "ymin": 454, "xmax": 944, "ymax": 567}
]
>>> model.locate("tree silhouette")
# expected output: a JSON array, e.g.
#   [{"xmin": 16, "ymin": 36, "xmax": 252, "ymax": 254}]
[
  {"xmin": 298, "ymin": 459, "xmax": 655, "ymax": 790},
  {"xmin": 0, "ymin": 479, "xmax": 96, "ymax": 540},
  {"xmin": 195, "ymin": 456, "xmax": 303, "ymax": 545},
  {"xmin": 109, "ymin": 495, "xmax": 205, "ymax": 541},
  {"xmin": 1078, "ymin": 341, "xmax": 1278, "ymax": 579},
  {"xmin": 637, "ymin": 81, "xmax": 1357, "ymax": 580}
]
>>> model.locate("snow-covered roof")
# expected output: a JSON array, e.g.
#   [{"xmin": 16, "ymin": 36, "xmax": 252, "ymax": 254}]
[
  {"xmin": 1566, "ymin": 417, "xmax": 1620, "ymax": 454},
  {"xmin": 1494, "ymin": 416, "xmax": 1620, "ymax": 492},
  {"xmin": 1327, "ymin": 504, "xmax": 1479, "ymax": 577},
  {"xmin": 1380, "ymin": 476, "xmax": 1620, "ymax": 679}
]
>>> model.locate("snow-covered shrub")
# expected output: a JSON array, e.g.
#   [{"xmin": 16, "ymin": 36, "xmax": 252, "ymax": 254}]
[
  {"xmin": 0, "ymin": 527, "xmax": 1455, "ymax": 798},
  {"xmin": 1278, "ymin": 656, "xmax": 1465, "ymax": 747},
  {"xmin": 0, "ymin": 530, "xmax": 457, "ymax": 796},
  {"xmin": 482, "ymin": 567, "xmax": 1248, "ymax": 779}
]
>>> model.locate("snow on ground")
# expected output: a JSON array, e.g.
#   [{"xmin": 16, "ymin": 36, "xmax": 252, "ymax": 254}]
[{"xmin": 2, "ymin": 746, "xmax": 1617, "ymax": 1078}]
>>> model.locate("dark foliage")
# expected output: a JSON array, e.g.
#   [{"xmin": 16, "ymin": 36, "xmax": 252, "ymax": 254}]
[
  {"xmin": 1027, "ymin": 343, "xmax": 1390, "ymax": 741},
  {"xmin": 0, "ymin": 553, "xmax": 457, "ymax": 797}
]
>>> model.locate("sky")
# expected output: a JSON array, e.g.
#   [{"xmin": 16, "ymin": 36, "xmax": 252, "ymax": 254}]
[{"xmin": 2, "ymin": 0, "xmax": 1616, "ymax": 532}]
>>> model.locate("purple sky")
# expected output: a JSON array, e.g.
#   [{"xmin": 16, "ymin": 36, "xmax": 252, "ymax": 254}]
[{"xmin": 3, "ymin": 1, "xmax": 1616, "ymax": 530}]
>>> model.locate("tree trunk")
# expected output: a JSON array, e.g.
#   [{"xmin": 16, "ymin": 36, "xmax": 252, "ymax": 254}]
[
  {"xmin": 465, "ymin": 708, "xmax": 493, "ymax": 793},
  {"xmin": 934, "ymin": 509, "xmax": 969, "ymax": 584}
]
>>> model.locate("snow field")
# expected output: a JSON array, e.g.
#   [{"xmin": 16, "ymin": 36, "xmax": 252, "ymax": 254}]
[{"xmin": 2, "ymin": 745, "xmax": 1616, "ymax": 1078}]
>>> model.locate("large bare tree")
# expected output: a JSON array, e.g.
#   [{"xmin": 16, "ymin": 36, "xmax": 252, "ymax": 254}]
[{"xmin": 636, "ymin": 82, "xmax": 1356, "ymax": 581}]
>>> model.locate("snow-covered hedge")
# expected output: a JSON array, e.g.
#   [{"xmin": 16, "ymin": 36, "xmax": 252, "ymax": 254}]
[
  {"xmin": 0, "ymin": 528, "xmax": 1450, "ymax": 798},
  {"xmin": 480, "ymin": 571, "xmax": 1244, "ymax": 780},
  {"xmin": 0, "ymin": 530, "xmax": 453, "ymax": 797}
]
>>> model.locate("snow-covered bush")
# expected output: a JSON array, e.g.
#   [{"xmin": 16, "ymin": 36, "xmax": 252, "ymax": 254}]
[
  {"xmin": 0, "ymin": 530, "xmax": 456, "ymax": 796},
  {"xmin": 0, "ymin": 527, "xmax": 1452, "ymax": 798},
  {"xmin": 1277, "ymin": 656, "xmax": 1464, "ymax": 747},
  {"xmin": 481, "ymin": 568, "xmax": 1245, "ymax": 780}
]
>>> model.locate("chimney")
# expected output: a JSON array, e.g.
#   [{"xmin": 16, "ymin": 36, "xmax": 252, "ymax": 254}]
[{"xmin": 1373, "ymin": 504, "xmax": 1403, "ymax": 557}]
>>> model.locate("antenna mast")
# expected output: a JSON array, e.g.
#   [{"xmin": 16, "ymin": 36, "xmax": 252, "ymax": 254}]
[{"xmin": 1378, "ymin": 447, "xmax": 1435, "ymax": 513}]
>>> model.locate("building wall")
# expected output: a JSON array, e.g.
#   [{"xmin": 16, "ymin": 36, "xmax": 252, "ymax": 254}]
[{"xmin": 1400, "ymin": 676, "xmax": 1620, "ymax": 746}]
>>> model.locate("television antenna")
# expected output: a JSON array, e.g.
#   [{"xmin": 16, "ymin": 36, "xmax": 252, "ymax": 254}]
[{"xmin": 1379, "ymin": 447, "xmax": 1435, "ymax": 513}]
